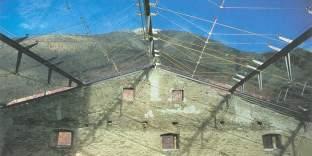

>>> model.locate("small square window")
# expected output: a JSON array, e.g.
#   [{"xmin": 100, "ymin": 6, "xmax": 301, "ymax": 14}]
[
  {"xmin": 123, "ymin": 88, "xmax": 135, "ymax": 102},
  {"xmin": 161, "ymin": 133, "xmax": 179, "ymax": 150},
  {"xmin": 172, "ymin": 90, "xmax": 184, "ymax": 102},
  {"xmin": 56, "ymin": 130, "xmax": 73, "ymax": 148},
  {"xmin": 262, "ymin": 134, "xmax": 282, "ymax": 150}
]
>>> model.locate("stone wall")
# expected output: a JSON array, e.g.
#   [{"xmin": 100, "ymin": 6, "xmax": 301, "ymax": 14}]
[
  {"xmin": 0, "ymin": 112, "xmax": 12, "ymax": 155},
  {"xmin": 1, "ymin": 68, "xmax": 311, "ymax": 156}
]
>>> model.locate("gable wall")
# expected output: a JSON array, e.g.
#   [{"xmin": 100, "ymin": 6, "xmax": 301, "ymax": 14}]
[{"xmin": 1, "ymin": 68, "xmax": 312, "ymax": 156}]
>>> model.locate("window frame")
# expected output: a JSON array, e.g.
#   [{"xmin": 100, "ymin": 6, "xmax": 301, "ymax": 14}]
[
  {"xmin": 262, "ymin": 134, "xmax": 282, "ymax": 151},
  {"xmin": 160, "ymin": 133, "xmax": 179, "ymax": 150},
  {"xmin": 171, "ymin": 89, "xmax": 184, "ymax": 102},
  {"xmin": 53, "ymin": 129, "xmax": 74, "ymax": 148},
  {"xmin": 122, "ymin": 87, "xmax": 135, "ymax": 102}
]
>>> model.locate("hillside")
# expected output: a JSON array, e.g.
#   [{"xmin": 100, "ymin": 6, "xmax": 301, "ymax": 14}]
[{"xmin": 0, "ymin": 31, "xmax": 311, "ymax": 105}]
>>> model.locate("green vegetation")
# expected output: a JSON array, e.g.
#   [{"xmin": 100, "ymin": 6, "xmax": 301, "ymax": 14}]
[{"xmin": 0, "ymin": 31, "xmax": 311, "ymax": 104}]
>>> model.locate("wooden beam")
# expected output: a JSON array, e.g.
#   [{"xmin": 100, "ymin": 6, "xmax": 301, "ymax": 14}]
[
  {"xmin": 0, "ymin": 33, "xmax": 83, "ymax": 86},
  {"xmin": 68, "ymin": 80, "xmax": 73, "ymax": 87},
  {"xmin": 15, "ymin": 51, "xmax": 22, "ymax": 74},
  {"xmin": 48, "ymin": 68, "xmax": 53, "ymax": 84},
  {"xmin": 25, "ymin": 42, "xmax": 38, "ymax": 49}
]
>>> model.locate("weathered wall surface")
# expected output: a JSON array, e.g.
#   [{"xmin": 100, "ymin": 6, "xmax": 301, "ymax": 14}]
[
  {"xmin": 0, "ymin": 112, "xmax": 12, "ymax": 155},
  {"xmin": 1, "ymin": 68, "xmax": 312, "ymax": 156}
]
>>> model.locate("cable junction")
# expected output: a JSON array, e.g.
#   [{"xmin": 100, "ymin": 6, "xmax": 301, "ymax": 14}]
[
  {"xmin": 192, "ymin": 18, "xmax": 218, "ymax": 78},
  {"xmin": 157, "ymin": 6, "xmax": 283, "ymax": 43}
]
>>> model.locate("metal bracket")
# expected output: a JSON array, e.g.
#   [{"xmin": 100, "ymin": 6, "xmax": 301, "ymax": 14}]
[
  {"xmin": 25, "ymin": 42, "xmax": 38, "ymax": 49},
  {"xmin": 283, "ymin": 87, "xmax": 289, "ymax": 102},
  {"xmin": 220, "ymin": 0, "xmax": 225, "ymax": 8},
  {"xmin": 257, "ymin": 72, "xmax": 263, "ymax": 90},
  {"xmin": 301, "ymin": 82, "xmax": 308, "ymax": 96},
  {"xmin": 229, "ymin": 27, "xmax": 312, "ymax": 93},
  {"xmin": 15, "ymin": 51, "xmax": 23, "ymax": 74},
  {"xmin": 48, "ymin": 68, "xmax": 53, "ymax": 84},
  {"xmin": 307, "ymin": 6, "xmax": 312, "ymax": 15},
  {"xmin": 284, "ymin": 53, "xmax": 292, "ymax": 81}
]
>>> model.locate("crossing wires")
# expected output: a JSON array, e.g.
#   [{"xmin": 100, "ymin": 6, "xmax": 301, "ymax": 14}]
[
  {"xmin": 209, "ymin": 0, "xmax": 308, "ymax": 11},
  {"xmin": 192, "ymin": 18, "xmax": 217, "ymax": 77},
  {"xmin": 64, "ymin": 0, "xmax": 91, "ymax": 35}
]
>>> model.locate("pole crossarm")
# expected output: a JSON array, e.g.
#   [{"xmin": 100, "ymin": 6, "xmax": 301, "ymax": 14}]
[
  {"xmin": 144, "ymin": 0, "xmax": 153, "ymax": 41},
  {"xmin": 143, "ymin": 0, "xmax": 160, "ymax": 66},
  {"xmin": 229, "ymin": 27, "xmax": 312, "ymax": 93},
  {"xmin": 0, "ymin": 33, "xmax": 84, "ymax": 86}
]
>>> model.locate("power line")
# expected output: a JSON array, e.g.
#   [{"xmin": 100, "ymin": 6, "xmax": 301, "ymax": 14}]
[
  {"xmin": 14, "ymin": 0, "xmax": 136, "ymax": 40},
  {"xmin": 156, "ymin": 17, "xmax": 259, "ymax": 62},
  {"xmin": 131, "ymin": 81, "xmax": 263, "ymax": 146},
  {"xmin": 164, "ymin": 11, "xmax": 212, "ymax": 38},
  {"xmin": 157, "ymin": 36, "xmax": 251, "ymax": 69},
  {"xmin": 154, "ymin": 35, "xmax": 312, "ymax": 89},
  {"xmin": 162, "ymin": 54, "xmax": 236, "ymax": 78},
  {"xmin": 64, "ymin": 0, "xmax": 91, "ymax": 35},
  {"xmin": 161, "ymin": 33, "xmax": 261, "ymax": 60},
  {"xmin": 26, "ymin": 3, "xmax": 135, "ymax": 40},
  {"xmin": 212, "ymin": 33, "xmax": 277, "ymax": 36},
  {"xmin": 156, "ymin": 6, "xmax": 283, "ymax": 43},
  {"xmin": 0, "ymin": 25, "xmax": 18, "ymax": 37},
  {"xmin": 192, "ymin": 18, "xmax": 218, "ymax": 77},
  {"xmin": 151, "ymin": 13, "xmax": 312, "ymax": 89},
  {"xmin": 207, "ymin": 0, "xmax": 219, "ymax": 7},
  {"xmin": 209, "ymin": 0, "xmax": 306, "ymax": 10},
  {"xmin": 137, "ymin": 0, "xmax": 146, "ymax": 39},
  {"xmin": 158, "ymin": 12, "xmax": 276, "ymax": 48},
  {"xmin": 222, "ymin": 6, "xmax": 305, "ymax": 10},
  {"xmin": 161, "ymin": 52, "xmax": 193, "ymax": 73},
  {"xmin": 157, "ymin": 13, "xmax": 207, "ymax": 43},
  {"xmin": 133, "ymin": 79, "xmax": 310, "ymax": 146},
  {"xmin": 138, "ymin": 30, "xmax": 311, "ymax": 91},
  {"xmin": 159, "ymin": 30, "xmax": 256, "ymax": 60},
  {"xmin": 141, "ymin": 75, "xmax": 299, "ymax": 116}
]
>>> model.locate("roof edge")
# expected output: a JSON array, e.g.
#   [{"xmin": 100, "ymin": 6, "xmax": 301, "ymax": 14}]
[
  {"xmin": 158, "ymin": 65, "xmax": 231, "ymax": 92},
  {"xmin": 1, "ymin": 64, "xmax": 155, "ymax": 109}
]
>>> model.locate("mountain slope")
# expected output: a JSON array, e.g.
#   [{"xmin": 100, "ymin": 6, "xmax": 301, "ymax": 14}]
[{"xmin": 0, "ymin": 31, "xmax": 311, "ymax": 106}]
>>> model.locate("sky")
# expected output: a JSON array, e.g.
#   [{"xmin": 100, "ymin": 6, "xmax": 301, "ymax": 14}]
[{"xmin": 0, "ymin": 0, "xmax": 311, "ymax": 52}]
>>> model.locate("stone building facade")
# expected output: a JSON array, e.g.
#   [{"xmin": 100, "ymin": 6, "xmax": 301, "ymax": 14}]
[{"xmin": 0, "ymin": 68, "xmax": 311, "ymax": 156}]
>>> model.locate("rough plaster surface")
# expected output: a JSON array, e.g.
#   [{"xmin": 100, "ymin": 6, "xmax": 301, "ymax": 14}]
[
  {"xmin": 149, "ymin": 70, "xmax": 161, "ymax": 102},
  {"xmin": 0, "ymin": 68, "xmax": 311, "ymax": 156},
  {"xmin": 0, "ymin": 112, "xmax": 12, "ymax": 155},
  {"xmin": 160, "ymin": 105, "xmax": 200, "ymax": 114}
]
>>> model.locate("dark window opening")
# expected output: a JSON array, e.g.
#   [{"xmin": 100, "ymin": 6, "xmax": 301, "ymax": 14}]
[
  {"xmin": 161, "ymin": 133, "xmax": 179, "ymax": 150},
  {"xmin": 123, "ymin": 88, "xmax": 135, "ymax": 102},
  {"xmin": 172, "ymin": 90, "xmax": 184, "ymax": 102},
  {"xmin": 262, "ymin": 134, "xmax": 282, "ymax": 150},
  {"xmin": 257, "ymin": 121, "xmax": 263, "ymax": 126},
  {"xmin": 107, "ymin": 120, "xmax": 113, "ymax": 126},
  {"xmin": 142, "ymin": 121, "xmax": 148, "ymax": 129},
  {"xmin": 219, "ymin": 120, "xmax": 225, "ymax": 125},
  {"xmin": 172, "ymin": 121, "xmax": 179, "ymax": 125}
]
